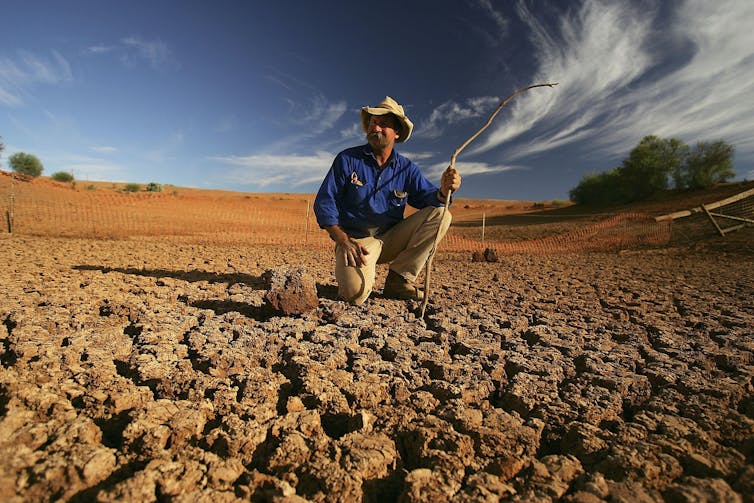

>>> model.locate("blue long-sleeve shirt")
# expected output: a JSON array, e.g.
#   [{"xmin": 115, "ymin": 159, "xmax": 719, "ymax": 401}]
[{"xmin": 314, "ymin": 145, "xmax": 447, "ymax": 238}]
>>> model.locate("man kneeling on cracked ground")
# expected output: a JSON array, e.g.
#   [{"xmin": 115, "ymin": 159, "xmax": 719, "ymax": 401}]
[{"xmin": 314, "ymin": 96, "xmax": 462, "ymax": 305}]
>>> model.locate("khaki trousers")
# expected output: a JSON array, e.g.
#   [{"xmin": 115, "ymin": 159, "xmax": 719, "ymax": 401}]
[{"xmin": 335, "ymin": 206, "xmax": 452, "ymax": 304}]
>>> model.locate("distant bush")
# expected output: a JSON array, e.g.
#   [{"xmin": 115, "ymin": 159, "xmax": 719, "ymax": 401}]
[
  {"xmin": 569, "ymin": 168, "xmax": 625, "ymax": 205},
  {"xmin": 51, "ymin": 171, "xmax": 74, "ymax": 183},
  {"xmin": 551, "ymin": 199, "xmax": 567, "ymax": 207},
  {"xmin": 9, "ymin": 152, "xmax": 44, "ymax": 177},
  {"xmin": 86, "ymin": 184, "xmax": 96, "ymax": 191},
  {"xmin": 123, "ymin": 183, "xmax": 141, "ymax": 192},
  {"xmin": 146, "ymin": 182, "xmax": 162, "ymax": 192}
]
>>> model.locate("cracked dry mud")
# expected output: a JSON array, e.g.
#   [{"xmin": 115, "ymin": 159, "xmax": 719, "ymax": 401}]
[{"xmin": 1, "ymin": 235, "xmax": 752, "ymax": 502}]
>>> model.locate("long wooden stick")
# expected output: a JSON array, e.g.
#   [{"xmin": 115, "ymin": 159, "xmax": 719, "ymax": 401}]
[{"xmin": 419, "ymin": 82, "xmax": 558, "ymax": 319}]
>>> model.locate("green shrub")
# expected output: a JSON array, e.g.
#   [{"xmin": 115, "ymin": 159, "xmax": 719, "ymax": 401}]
[
  {"xmin": 9, "ymin": 152, "xmax": 44, "ymax": 177},
  {"xmin": 569, "ymin": 168, "xmax": 626, "ymax": 205},
  {"xmin": 146, "ymin": 182, "xmax": 162, "ymax": 192},
  {"xmin": 51, "ymin": 171, "xmax": 74, "ymax": 183},
  {"xmin": 123, "ymin": 183, "xmax": 141, "ymax": 192},
  {"xmin": 86, "ymin": 184, "xmax": 96, "ymax": 191}
]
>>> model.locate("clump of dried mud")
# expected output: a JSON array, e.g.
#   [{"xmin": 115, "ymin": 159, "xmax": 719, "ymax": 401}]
[{"xmin": 1, "ymin": 235, "xmax": 753, "ymax": 502}]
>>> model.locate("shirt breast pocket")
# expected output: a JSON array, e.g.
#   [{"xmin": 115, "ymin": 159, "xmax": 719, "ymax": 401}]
[{"xmin": 390, "ymin": 189, "xmax": 408, "ymax": 207}]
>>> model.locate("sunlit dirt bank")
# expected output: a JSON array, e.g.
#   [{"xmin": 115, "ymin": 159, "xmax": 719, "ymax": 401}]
[{"xmin": 1, "ymin": 233, "xmax": 752, "ymax": 501}]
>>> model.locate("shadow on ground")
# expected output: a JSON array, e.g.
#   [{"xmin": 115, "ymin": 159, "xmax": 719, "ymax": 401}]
[{"xmin": 73, "ymin": 265, "xmax": 267, "ymax": 289}]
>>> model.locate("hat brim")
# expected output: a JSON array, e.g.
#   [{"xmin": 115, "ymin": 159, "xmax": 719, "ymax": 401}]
[{"xmin": 360, "ymin": 107, "xmax": 413, "ymax": 143}]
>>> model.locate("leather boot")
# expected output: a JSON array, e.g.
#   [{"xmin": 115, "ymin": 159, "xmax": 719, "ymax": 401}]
[{"xmin": 383, "ymin": 270, "xmax": 424, "ymax": 301}]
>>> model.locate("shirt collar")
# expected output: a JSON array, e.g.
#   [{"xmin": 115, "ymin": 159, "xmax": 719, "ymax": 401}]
[{"xmin": 362, "ymin": 144, "xmax": 396, "ymax": 168}]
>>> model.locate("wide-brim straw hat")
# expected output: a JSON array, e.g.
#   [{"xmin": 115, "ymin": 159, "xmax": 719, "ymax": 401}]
[{"xmin": 360, "ymin": 96, "xmax": 414, "ymax": 143}]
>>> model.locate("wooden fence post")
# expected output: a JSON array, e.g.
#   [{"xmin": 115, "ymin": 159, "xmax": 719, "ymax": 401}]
[{"xmin": 305, "ymin": 199, "xmax": 310, "ymax": 243}]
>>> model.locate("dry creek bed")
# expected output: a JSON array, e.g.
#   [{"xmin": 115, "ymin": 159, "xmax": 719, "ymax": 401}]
[{"xmin": 0, "ymin": 235, "xmax": 753, "ymax": 502}]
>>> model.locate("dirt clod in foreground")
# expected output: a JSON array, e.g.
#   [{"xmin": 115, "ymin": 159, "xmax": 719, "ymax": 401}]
[
  {"xmin": 0, "ymin": 235, "xmax": 752, "ymax": 502},
  {"xmin": 263, "ymin": 266, "xmax": 319, "ymax": 316}
]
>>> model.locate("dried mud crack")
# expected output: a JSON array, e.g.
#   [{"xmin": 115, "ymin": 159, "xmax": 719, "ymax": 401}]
[{"xmin": 1, "ymin": 236, "xmax": 753, "ymax": 502}]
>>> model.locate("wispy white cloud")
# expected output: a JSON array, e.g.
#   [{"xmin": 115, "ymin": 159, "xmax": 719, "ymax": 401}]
[
  {"xmin": 398, "ymin": 151, "xmax": 435, "ymax": 162},
  {"xmin": 418, "ymin": 96, "xmax": 501, "ymax": 139},
  {"xmin": 90, "ymin": 145, "xmax": 118, "ymax": 154},
  {"xmin": 297, "ymin": 94, "xmax": 347, "ymax": 129},
  {"xmin": 264, "ymin": 94, "xmax": 348, "ymax": 153},
  {"xmin": 264, "ymin": 68, "xmax": 320, "ymax": 97},
  {"xmin": 208, "ymin": 92, "xmax": 350, "ymax": 189},
  {"xmin": 464, "ymin": 0, "xmax": 511, "ymax": 47},
  {"xmin": 121, "ymin": 36, "xmax": 179, "ymax": 71},
  {"xmin": 339, "ymin": 122, "xmax": 362, "ymax": 141},
  {"xmin": 0, "ymin": 50, "xmax": 73, "ymax": 106},
  {"xmin": 426, "ymin": 160, "xmax": 520, "ymax": 180},
  {"xmin": 22, "ymin": 50, "xmax": 73, "ymax": 83},
  {"xmin": 472, "ymin": 0, "xmax": 652, "ymax": 155},
  {"xmin": 475, "ymin": 0, "xmax": 510, "ymax": 38},
  {"xmin": 210, "ymin": 151, "xmax": 334, "ymax": 188},
  {"xmin": 214, "ymin": 116, "xmax": 238, "ymax": 134},
  {"xmin": 469, "ymin": 0, "xmax": 754, "ymax": 168},
  {"xmin": 83, "ymin": 44, "xmax": 117, "ymax": 55},
  {"xmin": 84, "ymin": 36, "xmax": 179, "ymax": 71},
  {"xmin": 260, "ymin": 68, "xmax": 347, "ymax": 129},
  {"xmin": 0, "ymin": 87, "xmax": 20, "ymax": 107},
  {"xmin": 264, "ymin": 74, "xmax": 293, "ymax": 92}
]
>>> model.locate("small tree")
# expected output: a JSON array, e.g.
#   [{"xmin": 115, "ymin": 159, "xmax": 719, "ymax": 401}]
[
  {"xmin": 618, "ymin": 135, "xmax": 687, "ymax": 201},
  {"xmin": 9, "ymin": 152, "xmax": 44, "ymax": 177},
  {"xmin": 0, "ymin": 136, "xmax": 4, "ymax": 167},
  {"xmin": 146, "ymin": 182, "xmax": 162, "ymax": 192},
  {"xmin": 51, "ymin": 171, "xmax": 75, "ymax": 183},
  {"xmin": 683, "ymin": 140, "xmax": 735, "ymax": 189}
]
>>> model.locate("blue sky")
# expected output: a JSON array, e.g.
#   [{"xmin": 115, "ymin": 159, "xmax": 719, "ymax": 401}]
[{"xmin": 1, "ymin": 0, "xmax": 753, "ymax": 201}]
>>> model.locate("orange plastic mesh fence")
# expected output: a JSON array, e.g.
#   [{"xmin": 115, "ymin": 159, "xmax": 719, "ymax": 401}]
[
  {"xmin": 444, "ymin": 213, "xmax": 672, "ymax": 253},
  {"xmin": 1, "ymin": 176, "xmax": 673, "ymax": 253}
]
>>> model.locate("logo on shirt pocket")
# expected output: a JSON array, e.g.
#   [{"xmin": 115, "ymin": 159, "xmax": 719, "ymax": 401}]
[
  {"xmin": 351, "ymin": 172, "xmax": 364, "ymax": 187},
  {"xmin": 391, "ymin": 189, "xmax": 408, "ymax": 206}
]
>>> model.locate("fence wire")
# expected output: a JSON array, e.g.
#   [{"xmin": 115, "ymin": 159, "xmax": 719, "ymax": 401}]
[{"xmin": 2, "ymin": 174, "xmax": 677, "ymax": 253}]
